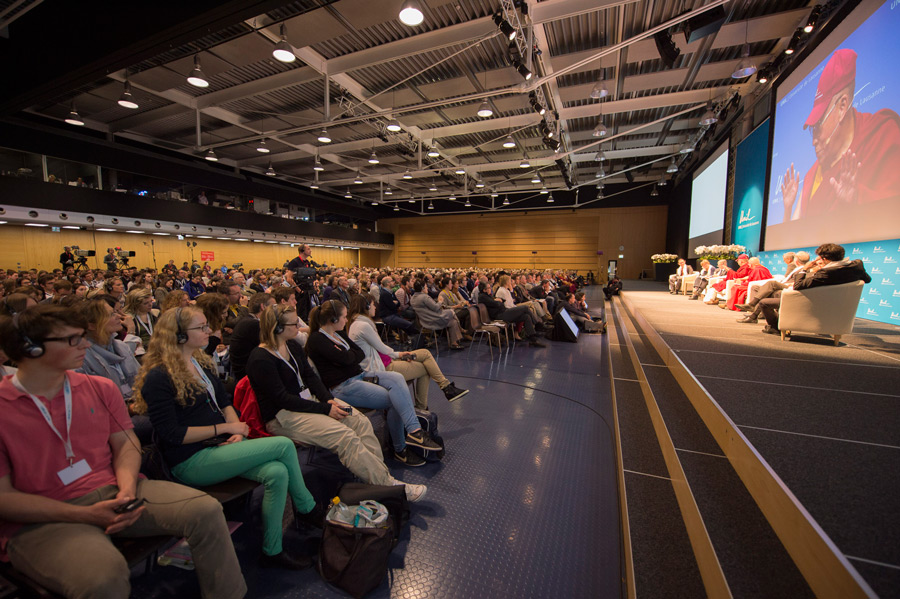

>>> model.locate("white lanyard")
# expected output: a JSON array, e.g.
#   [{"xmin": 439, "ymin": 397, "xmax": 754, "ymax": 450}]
[
  {"xmin": 190, "ymin": 357, "xmax": 225, "ymax": 416},
  {"xmin": 135, "ymin": 314, "xmax": 153, "ymax": 336},
  {"xmin": 14, "ymin": 374, "xmax": 75, "ymax": 465},
  {"xmin": 322, "ymin": 330, "xmax": 350, "ymax": 350},
  {"xmin": 270, "ymin": 348, "xmax": 306, "ymax": 391}
]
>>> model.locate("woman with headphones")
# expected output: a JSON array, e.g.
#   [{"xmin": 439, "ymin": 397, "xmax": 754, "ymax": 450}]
[
  {"xmin": 132, "ymin": 307, "xmax": 321, "ymax": 570},
  {"xmin": 346, "ymin": 294, "xmax": 468, "ymax": 408},
  {"xmin": 305, "ymin": 300, "xmax": 442, "ymax": 468},
  {"xmin": 246, "ymin": 304, "xmax": 427, "ymax": 502}
]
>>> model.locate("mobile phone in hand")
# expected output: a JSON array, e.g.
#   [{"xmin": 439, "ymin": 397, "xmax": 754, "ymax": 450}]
[
  {"xmin": 341, "ymin": 406, "xmax": 353, "ymax": 415},
  {"xmin": 114, "ymin": 498, "xmax": 145, "ymax": 514}
]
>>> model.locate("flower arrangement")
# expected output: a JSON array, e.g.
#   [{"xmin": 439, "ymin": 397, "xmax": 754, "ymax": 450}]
[
  {"xmin": 651, "ymin": 253, "xmax": 679, "ymax": 263},
  {"xmin": 694, "ymin": 244, "xmax": 746, "ymax": 260}
]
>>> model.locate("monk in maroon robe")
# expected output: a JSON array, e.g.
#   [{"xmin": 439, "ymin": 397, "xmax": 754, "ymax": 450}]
[
  {"xmin": 782, "ymin": 49, "xmax": 900, "ymax": 221},
  {"xmin": 707, "ymin": 255, "xmax": 749, "ymax": 304},
  {"xmin": 728, "ymin": 258, "xmax": 772, "ymax": 311}
]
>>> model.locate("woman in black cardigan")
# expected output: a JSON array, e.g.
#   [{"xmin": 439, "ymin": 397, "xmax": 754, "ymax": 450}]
[
  {"xmin": 133, "ymin": 307, "xmax": 320, "ymax": 570},
  {"xmin": 245, "ymin": 304, "xmax": 427, "ymax": 502}
]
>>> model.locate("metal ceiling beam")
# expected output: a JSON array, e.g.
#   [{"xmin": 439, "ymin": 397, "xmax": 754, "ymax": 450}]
[{"xmin": 195, "ymin": 66, "xmax": 320, "ymax": 109}]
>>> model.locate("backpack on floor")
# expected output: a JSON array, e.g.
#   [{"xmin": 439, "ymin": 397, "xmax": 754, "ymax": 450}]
[
  {"xmin": 318, "ymin": 515, "xmax": 394, "ymax": 599},
  {"xmin": 409, "ymin": 408, "xmax": 445, "ymax": 462}
]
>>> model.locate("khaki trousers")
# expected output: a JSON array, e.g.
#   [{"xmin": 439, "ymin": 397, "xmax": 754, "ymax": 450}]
[
  {"xmin": 7, "ymin": 480, "xmax": 246, "ymax": 599},
  {"xmin": 266, "ymin": 406, "xmax": 393, "ymax": 486},
  {"xmin": 387, "ymin": 348, "xmax": 450, "ymax": 409}
]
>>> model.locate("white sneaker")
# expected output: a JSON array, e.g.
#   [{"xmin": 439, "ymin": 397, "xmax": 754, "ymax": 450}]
[{"xmin": 404, "ymin": 483, "xmax": 427, "ymax": 502}]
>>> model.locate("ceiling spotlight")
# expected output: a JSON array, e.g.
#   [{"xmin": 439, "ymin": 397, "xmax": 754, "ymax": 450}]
[
  {"xmin": 187, "ymin": 55, "xmax": 209, "ymax": 88},
  {"xmin": 427, "ymin": 201, "xmax": 435, "ymax": 210},
  {"xmin": 519, "ymin": 159, "xmax": 531, "ymax": 168},
  {"xmin": 464, "ymin": 199, "xmax": 472, "ymax": 207},
  {"xmin": 529, "ymin": 92, "xmax": 546, "ymax": 115},
  {"xmin": 427, "ymin": 146, "xmax": 440, "ymax": 158},
  {"xmin": 368, "ymin": 151, "xmax": 379, "ymax": 164},
  {"xmin": 699, "ymin": 102, "xmax": 718, "ymax": 126},
  {"xmin": 502, "ymin": 196, "xmax": 510, "ymax": 206},
  {"xmin": 344, "ymin": 189, "xmax": 353, "ymax": 198},
  {"xmin": 477, "ymin": 100, "xmax": 493, "ymax": 118},
  {"xmin": 386, "ymin": 118, "xmax": 402, "ymax": 132},
  {"xmin": 256, "ymin": 139, "xmax": 270, "ymax": 153},
  {"xmin": 785, "ymin": 29, "xmax": 802, "ymax": 55},
  {"xmin": 205, "ymin": 148, "xmax": 218, "ymax": 162},
  {"xmin": 804, "ymin": 6, "xmax": 821, "ymax": 34},
  {"xmin": 313, "ymin": 157, "xmax": 324, "ymax": 171},
  {"xmin": 272, "ymin": 24, "xmax": 296, "ymax": 62},
  {"xmin": 651, "ymin": 186, "xmax": 659, "ymax": 197},
  {"xmin": 474, "ymin": 179, "xmax": 485, "ymax": 188},
  {"xmin": 757, "ymin": 66, "xmax": 770, "ymax": 84},
  {"xmin": 531, "ymin": 173, "xmax": 542, "ymax": 183},
  {"xmin": 117, "ymin": 79, "xmax": 139, "ymax": 109},
  {"xmin": 503, "ymin": 135, "xmax": 516, "ymax": 148},
  {"xmin": 515, "ymin": 62, "xmax": 533, "ymax": 81},
  {"xmin": 64, "ymin": 103, "xmax": 85, "ymax": 126},
  {"xmin": 589, "ymin": 79, "xmax": 609, "ymax": 99},
  {"xmin": 592, "ymin": 120, "xmax": 608, "ymax": 137},
  {"xmin": 402, "ymin": 170, "xmax": 413, "ymax": 179},
  {"xmin": 384, "ymin": 186, "xmax": 393, "ymax": 195},
  {"xmin": 455, "ymin": 166, "xmax": 466, "ymax": 175},
  {"xmin": 543, "ymin": 136, "xmax": 560, "ymax": 152},
  {"xmin": 265, "ymin": 162, "xmax": 276, "ymax": 176},
  {"xmin": 667, "ymin": 158, "xmax": 679, "ymax": 174},
  {"xmin": 493, "ymin": 13, "xmax": 516, "ymax": 41},
  {"xmin": 354, "ymin": 173, "xmax": 363, "ymax": 184},
  {"xmin": 540, "ymin": 186, "xmax": 549, "ymax": 194},
  {"xmin": 595, "ymin": 150, "xmax": 606, "ymax": 162},
  {"xmin": 547, "ymin": 193, "xmax": 554, "ymax": 203},
  {"xmin": 731, "ymin": 43, "xmax": 757, "ymax": 79},
  {"xmin": 317, "ymin": 128, "xmax": 332, "ymax": 143},
  {"xmin": 399, "ymin": 0, "xmax": 424, "ymax": 26}
]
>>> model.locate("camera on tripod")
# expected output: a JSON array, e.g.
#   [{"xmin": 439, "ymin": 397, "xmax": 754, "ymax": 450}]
[
  {"xmin": 232, "ymin": 263, "xmax": 243, "ymax": 269},
  {"xmin": 115, "ymin": 248, "xmax": 136, "ymax": 266},
  {"xmin": 71, "ymin": 245, "xmax": 95, "ymax": 258}
]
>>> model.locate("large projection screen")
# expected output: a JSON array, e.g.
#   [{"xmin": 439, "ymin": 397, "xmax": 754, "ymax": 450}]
[
  {"xmin": 766, "ymin": 0, "xmax": 900, "ymax": 250},
  {"xmin": 688, "ymin": 142, "xmax": 729, "ymax": 257}
]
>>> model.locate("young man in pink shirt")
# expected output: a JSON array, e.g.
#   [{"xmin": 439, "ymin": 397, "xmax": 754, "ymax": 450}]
[{"xmin": 0, "ymin": 305, "xmax": 246, "ymax": 599}]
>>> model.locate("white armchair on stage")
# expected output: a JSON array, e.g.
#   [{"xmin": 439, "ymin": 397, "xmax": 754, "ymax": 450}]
[{"xmin": 776, "ymin": 281, "xmax": 865, "ymax": 345}]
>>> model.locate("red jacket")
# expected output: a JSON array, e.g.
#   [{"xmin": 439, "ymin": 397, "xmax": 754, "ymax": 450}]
[{"xmin": 232, "ymin": 376, "xmax": 271, "ymax": 439}]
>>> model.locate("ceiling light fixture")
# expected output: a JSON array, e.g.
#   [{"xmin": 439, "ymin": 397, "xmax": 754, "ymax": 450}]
[
  {"xmin": 310, "ymin": 174, "xmax": 319, "ymax": 189},
  {"xmin": 493, "ymin": 13, "xmax": 516, "ymax": 41},
  {"xmin": 474, "ymin": 180, "xmax": 485, "ymax": 188},
  {"xmin": 547, "ymin": 193, "xmax": 554, "ymax": 203},
  {"xmin": 429, "ymin": 182, "xmax": 438, "ymax": 192},
  {"xmin": 428, "ymin": 200, "xmax": 435, "ymax": 210},
  {"xmin": 371, "ymin": 200, "xmax": 379, "ymax": 206},
  {"xmin": 502, "ymin": 196, "xmax": 510, "ymax": 206},
  {"xmin": 732, "ymin": 22, "xmax": 757, "ymax": 79},
  {"xmin": 449, "ymin": 193, "xmax": 457, "ymax": 200},
  {"xmin": 399, "ymin": 0, "xmax": 424, "ymax": 26},
  {"xmin": 317, "ymin": 128, "xmax": 332, "ymax": 143},
  {"xmin": 117, "ymin": 79, "xmax": 139, "ymax": 109},
  {"xmin": 402, "ymin": 170, "xmax": 413, "ymax": 179},
  {"xmin": 519, "ymin": 158, "xmax": 530, "ymax": 168},
  {"xmin": 667, "ymin": 158, "xmax": 679, "ymax": 173},
  {"xmin": 427, "ymin": 146, "xmax": 440, "ymax": 158},
  {"xmin": 679, "ymin": 141, "xmax": 695, "ymax": 154},
  {"xmin": 187, "ymin": 55, "xmax": 209, "ymax": 88},
  {"xmin": 756, "ymin": 65, "xmax": 770, "ymax": 84},
  {"xmin": 529, "ymin": 92, "xmax": 546, "ymax": 115},
  {"xmin": 658, "ymin": 176, "xmax": 667, "ymax": 187},
  {"xmin": 651, "ymin": 186, "xmax": 659, "ymax": 197},
  {"xmin": 540, "ymin": 186, "xmax": 549, "ymax": 194},
  {"xmin": 408, "ymin": 193, "xmax": 415, "ymax": 203},
  {"xmin": 597, "ymin": 167, "xmax": 606, "ymax": 178},
  {"xmin": 490, "ymin": 190, "xmax": 499, "ymax": 198},
  {"xmin": 477, "ymin": 100, "xmax": 493, "ymax": 118},
  {"xmin": 699, "ymin": 101, "xmax": 718, "ymax": 126},
  {"xmin": 205, "ymin": 148, "xmax": 218, "ymax": 162},
  {"xmin": 515, "ymin": 61, "xmax": 532, "ymax": 81},
  {"xmin": 344, "ymin": 189, "xmax": 353, "ymax": 198},
  {"xmin": 592, "ymin": 120, "xmax": 607, "ymax": 137},
  {"xmin": 64, "ymin": 103, "xmax": 84, "ymax": 126},
  {"xmin": 595, "ymin": 150, "xmax": 606, "ymax": 162},
  {"xmin": 384, "ymin": 186, "xmax": 393, "ymax": 195},
  {"xmin": 386, "ymin": 117, "xmax": 402, "ymax": 132},
  {"xmin": 354, "ymin": 172, "xmax": 363, "ymax": 184},
  {"xmin": 256, "ymin": 139, "xmax": 270, "ymax": 153},
  {"xmin": 503, "ymin": 135, "xmax": 516, "ymax": 148},
  {"xmin": 804, "ymin": 6, "xmax": 821, "ymax": 33},
  {"xmin": 394, "ymin": 205, "xmax": 400, "ymax": 211},
  {"xmin": 265, "ymin": 162, "xmax": 276, "ymax": 176},
  {"xmin": 454, "ymin": 166, "xmax": 466, "ymax": 175},
  {"xmin": 464, "ymin": 199, "xmax": 472, "ymax": 207},
  {"xmin": 596, "ymin": 182, "xmax": 605, "ymax": 190},
  {"xmin": 368, "ymin": 150, "xmax": 379, "ymax": 164},
  {"xmin": 272, "ymin": 24, "xmax": 296, "ymax": 62},
  {"xmin": 313, "ymin": 156, "xmax": 324, "ymax": 171},
  {"xmin": 785, "ymin": 29, "xmax": 802, "ymax": 55},
  {"xmin": 589, "ymin": 78, "xmax": 609, "ymax": 99},
  {"xmin": 531, "ymin": 173, "xmax": 542, "ymax": 183}
]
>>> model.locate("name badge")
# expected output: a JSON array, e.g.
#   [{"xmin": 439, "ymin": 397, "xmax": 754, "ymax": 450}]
[
  {"xmin": 300, "ymin": 388, "xmax": 312, "ymax": 400},
  {"xmin": 58, "ymin": 459, "xmax": 91, "ymax": 486}
]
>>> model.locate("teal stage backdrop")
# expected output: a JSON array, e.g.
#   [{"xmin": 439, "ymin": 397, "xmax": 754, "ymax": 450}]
[{"xmin": 758, "ymin": 238, "xmax": 900, "ymax": 326}]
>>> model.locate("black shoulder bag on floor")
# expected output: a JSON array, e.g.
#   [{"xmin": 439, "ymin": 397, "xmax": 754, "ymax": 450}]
[{"xmin": 318, "ymin": 517, "xmax": 395, "ymax": 599}]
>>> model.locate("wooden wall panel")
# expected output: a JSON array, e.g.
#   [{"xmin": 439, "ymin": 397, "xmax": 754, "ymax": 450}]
[
  {"xmin": 374, "ymin": 206, "xmax": 668, "ymax": 279},
  {"xmin": 0, "ymin": 226, "xmax": 359, "ymax": 272}
]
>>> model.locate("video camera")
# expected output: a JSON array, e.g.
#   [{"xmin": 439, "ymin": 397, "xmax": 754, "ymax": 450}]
[
  {"xmin": 117, "ymin": 250, "xmax": 136, "ymax": 258},
  {"xmin": 232, "ymin": 263, "xmax": 243, "ymax": 269},
  {"xmin": 71, "ymin": 245, "xmax": 95, "ymax": 258}
]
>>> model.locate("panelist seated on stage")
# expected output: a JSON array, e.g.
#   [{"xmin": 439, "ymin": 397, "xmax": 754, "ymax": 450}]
[
  {"xmin": 736, "ymin": 252, "xmax": 810, "ymax": 324},
  {"xmin": 668, "ymin": 259, "xmax": 693, "ymax": 294}
]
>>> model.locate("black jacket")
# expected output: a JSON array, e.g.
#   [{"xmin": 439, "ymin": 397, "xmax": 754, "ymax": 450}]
[
  {"xmin": 142, "ymin": 365, "xmax": 231, "ymax": 467},
  {"xmin": 305, "ymin": 330, "xmax": 365, "ymax": 389},
  {"xmin": 229, "ymin": 316, "xmax": 260, "ymax": 381},
  {"xmin": 245, "ymin": 340, "xmax": 332, "ymax": 423},
  {"xmin": 477, "ymin": 293, "xmax": 505, "ymax": 320},
  {"xmin": 791, "ymin": 259, "xmax": 871, "ymax": 291}
]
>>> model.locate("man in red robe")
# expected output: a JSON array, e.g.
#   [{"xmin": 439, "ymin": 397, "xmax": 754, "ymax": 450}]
[
  {"xmin": 781, "ymin": 49, "xmax": 900, "ymax": 220},
  {"xmin": 706, "ymin": 255, "xmax": 749, "ymax": 305},
  {"xmin": 727, "ymin": 257, "xmax": 772, "ymax": 310}
]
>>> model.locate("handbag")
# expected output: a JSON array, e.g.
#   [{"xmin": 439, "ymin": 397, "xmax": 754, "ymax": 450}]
[
  {"xmin": 318, "ymin": 516, "xmax": 394, "ymax": 599},
  {"xmin": 337, "ymin": 482, "xmax": 409, "ymax": 544}
]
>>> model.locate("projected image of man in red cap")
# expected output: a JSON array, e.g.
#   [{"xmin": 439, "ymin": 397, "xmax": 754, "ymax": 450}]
[{"xmin": 781, "ymin": 48, "xmax": 900, "ymax": 221}]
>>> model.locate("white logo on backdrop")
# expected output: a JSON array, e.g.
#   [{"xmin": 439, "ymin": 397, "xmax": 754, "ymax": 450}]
[
  {"xmin": 880, "ymin": 300, "xmax": 893, "ymax": 307},
  {"xmin": 853, "ymin": 247, "xmax": 864, "ymax": 254},
  {"xmin": 862, "ymin": 257, "xmax": 872, "ymax": 263},
  {"xmin": 883, "ymin": 278, "xmax": 895, "ymax": 285},
  {"xmin": 867, "ymin": 308, "xmax": 879, "ymax": 316},
  {"xmin": 860, "ymin": 297, "xmax": 869, "ymax": 304},
  {"xmin": 891, "ymin": 312, "xmax": 900, "ymax": 321},
  {"xmin": 872, "ymin": 266, "xmax": 884, "ymax": 274},
  {"xmin": 893, "ymin": 289, "xmax": 900, "ymax": 297},
  {"xmin": 886, "ymin": 256, "xmax": 898, "ymax": 264},
  {"xmin": 873, "ymin": 246, "xmax": 885, "ymax": 253},
  {"xmin": 869, "ymin": 288, "xmax": 881, "ymax": 295}
]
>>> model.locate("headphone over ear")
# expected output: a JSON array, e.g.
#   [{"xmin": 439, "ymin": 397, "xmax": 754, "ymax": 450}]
[
  {"xmin": 174, "ymin": 307, "xmax": 188, "ymax": 345},
  {"xmin": 329, "ymin": 300, "xmax": 341, "ymax": 324},
  {"xmin": 273, "ymin": 306, "xmax": 286, "ymax": 335},
  {"xmin": 11, "ymin": 312, "xmax": 45, "ymax": 358}
]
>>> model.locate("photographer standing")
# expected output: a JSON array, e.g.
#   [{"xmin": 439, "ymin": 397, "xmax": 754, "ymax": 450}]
[
  {"xmin": 59, "ymin": 247, "xmax": 74, "ymax": 270},
  {"xmin": 103, "ymin": 248, "xmax": 117, "ymax": 271},
  {"xmin": 286, "ymin": 245, "xmax": 315, "ymax": 322}
]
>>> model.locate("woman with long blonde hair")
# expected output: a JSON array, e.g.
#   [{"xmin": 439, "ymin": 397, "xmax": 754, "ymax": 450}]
[
  {"xmin": 123, "ymin": 287, "xmax": 157, "ymax": 351},
  {"xmin": 133, "ymin": 307, "xmax": 321, "ymax": 570}
]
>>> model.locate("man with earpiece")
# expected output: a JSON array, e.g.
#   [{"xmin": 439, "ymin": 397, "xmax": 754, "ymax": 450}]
[{"xmin": 0, "ymin": 305, "xmax": 246, "ymax": 599}]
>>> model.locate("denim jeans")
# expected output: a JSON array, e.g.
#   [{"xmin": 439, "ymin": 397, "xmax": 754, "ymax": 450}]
[
  {"xmin": 332, "ymin": 371, "xmax": 419, "ymax": 452},
  {"xmin": 382, "ymin": 313, "xmax": 418, "ymax": 333}
]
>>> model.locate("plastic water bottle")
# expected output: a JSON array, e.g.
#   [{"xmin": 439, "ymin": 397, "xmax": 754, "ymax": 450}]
[{"xmin": 327, "ymin": 496, "xmax": 355, "ymax": 525}]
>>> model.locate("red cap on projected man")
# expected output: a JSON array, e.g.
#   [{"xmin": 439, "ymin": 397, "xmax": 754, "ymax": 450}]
[{"xmin": 804, "ymin": 49, "xmax": 857, "ymax": 129}]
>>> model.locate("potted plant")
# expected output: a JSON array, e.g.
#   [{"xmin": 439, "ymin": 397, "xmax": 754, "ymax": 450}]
[
  {"xmin": 694, "ymin": 244, "xmax": 746, "ymax": 269},
  {"xmin": 651, "ymin": 253, "xmax": 679, "ymax": 282}
]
